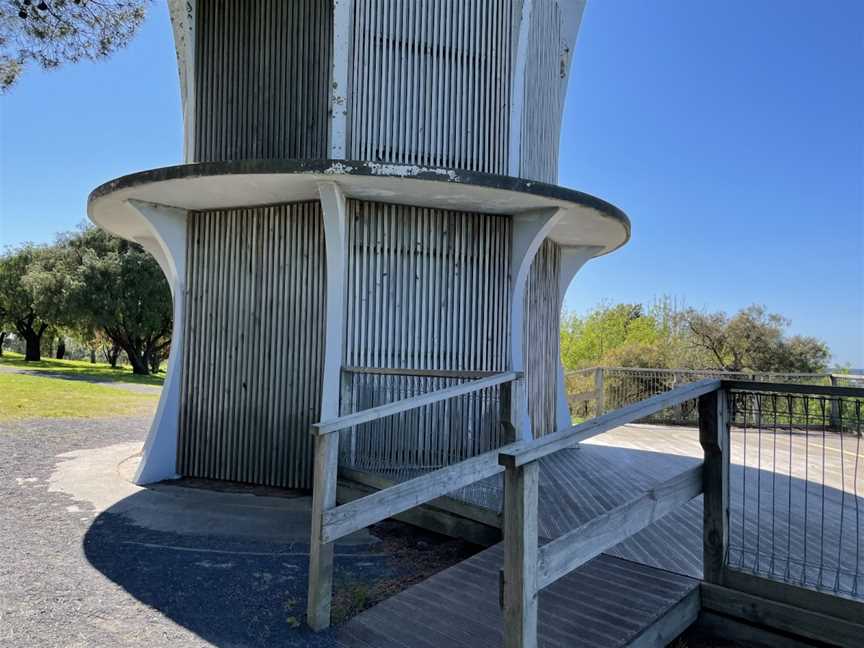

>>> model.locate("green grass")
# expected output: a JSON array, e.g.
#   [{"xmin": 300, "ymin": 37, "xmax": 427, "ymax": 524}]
[
  {"xmin": 0, "ymin": 351, "xmax": 165, "ymax": 386},
  {"xmin": 0, "ymin": 372, "xmax": 159, "ymax": 422}
]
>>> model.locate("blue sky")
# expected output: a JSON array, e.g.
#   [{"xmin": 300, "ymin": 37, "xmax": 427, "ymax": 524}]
[{"xmin": 1, "ymin": 1, "xmax": 862, "ymax": 366}]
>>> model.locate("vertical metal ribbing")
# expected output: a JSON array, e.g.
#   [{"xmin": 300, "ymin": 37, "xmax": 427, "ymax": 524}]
[
  {"xmin": 348, "ymin": 0, "xmax": 512, "ymax": 173},
  {"xmin": 178, "ymin": 202, "xmax": 326, "ymax": 489},
  {"xmin": 193, "ymin": 0, "xmax": 332, "ymax": 162},
  {"xmin": 341, "ymin": 200, "xmax": 512, "ymax": 476},
  {"xmin": 523, "ymin": 239, "xmax": 561, "ymax": 438},
  {"xmin": 519, "ymin": 0, "xmax": 563, "ymax": 183}
]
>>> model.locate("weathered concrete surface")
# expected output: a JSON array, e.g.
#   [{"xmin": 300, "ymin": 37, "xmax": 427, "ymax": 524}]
[
  {"xmin": 48, "ymin": 441, "xmax": 374, "ymax": 545},
  {"xmin": 0, "ymin": 416, "xmax": 390, "ymax": 648}
]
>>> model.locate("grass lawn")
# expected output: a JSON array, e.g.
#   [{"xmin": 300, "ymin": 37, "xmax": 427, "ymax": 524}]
[
  {"xmin": 0, "ymin": 351, "xmax": 165, "ymax": 386},
  {"xmin": 0, "ymin": 372, "xmax": 159, "ymax": 422}
]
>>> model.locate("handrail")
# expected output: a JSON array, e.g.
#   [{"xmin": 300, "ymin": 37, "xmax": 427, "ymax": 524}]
[
  {"xmin": 566, "ymin": 366, "xmax": 836, "ymax": 379},
  {"xmin": 722, "ymin": 380, "xmax": 864, "ymax": 398},
  {"xmin": 312, "ymin": 371, "xmax": 520, "ymax": 435},
  {"xmin": 499, "ymin": 378, "xmax": 721, "ymax": 468}
]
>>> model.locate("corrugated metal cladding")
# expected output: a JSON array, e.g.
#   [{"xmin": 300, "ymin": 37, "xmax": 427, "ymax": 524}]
[
  {"xmin": 519, "ymin": 0, "xmax": 564, "ymax": 183},
  {"xmin": 192, "ymin": 0, "xmax": 332, "ymax": 162},
  {"xmin": 348, "ymin": 0, "xmax": 514, "ymax": 174},
  {"xmin": 178, "ymin": 202, "xmax": 326, "ymax": 489},
  {"xmin": 339, "ymin": 200, "xmax": 512, "ymax": 476},
  {"xmin": 524, "ymin": 239, "xmax": 561, "ymax": 436}
]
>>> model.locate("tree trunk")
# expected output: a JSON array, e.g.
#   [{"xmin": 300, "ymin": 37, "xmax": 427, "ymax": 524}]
[
  {"xmin": 90, "ymin": 349, "xmax": 96, "ymax": 364},
  {"xmin": 56, "ymin": 339, "xmax": 66, "ymax": 360},
  {"xmin": 0, "ymin": 331, "xmax": 6, "ymax": 356},
  {"xmin": 128, "ymin": 349, "xmax": 150, "ymax": 375},
  {"xmin": 104, "ymin": 345, "xmax": 120, "ymax": 368},
  {"xmin": 24, "ymin": 332, "xmax": 42, "ymax": 361}
]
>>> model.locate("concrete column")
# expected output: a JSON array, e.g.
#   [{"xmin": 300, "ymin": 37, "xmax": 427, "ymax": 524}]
[
  {"xmin": 510, "ymin": 208, "xmax": 562, "ymax": 441},
  {"xmin": 554, "ymin": 245, "xmax": 601, "ymax": 431},
  {"xmin": 126, "ymin": 200, "xmax": 188, "ymax": 485}
]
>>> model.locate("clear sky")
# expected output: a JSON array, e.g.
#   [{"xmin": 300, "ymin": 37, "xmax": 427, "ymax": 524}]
[{"xmin": 0, "ymin": 1, "xmax": 862, "ymax": 366}]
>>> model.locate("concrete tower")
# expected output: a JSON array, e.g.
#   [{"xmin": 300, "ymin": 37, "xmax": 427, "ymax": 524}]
[{"xmin": 88, "ymin": 0, "xmax": 629, "ymax": 490}]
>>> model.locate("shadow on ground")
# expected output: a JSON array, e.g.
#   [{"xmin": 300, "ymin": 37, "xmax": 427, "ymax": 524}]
[{"xmin": 82, "ymin": 489, "xmax": 385, "ymax": 647}]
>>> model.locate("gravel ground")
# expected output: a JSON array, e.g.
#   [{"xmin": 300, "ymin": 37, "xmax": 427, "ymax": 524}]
[{"xmin": 0, "ymin": 417, "xmax": 477, "ymax": 647}]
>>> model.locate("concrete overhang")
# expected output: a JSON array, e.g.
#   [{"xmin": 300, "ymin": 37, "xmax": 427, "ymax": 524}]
[{"xmin": 88, "ymin": 159, "xmax": 630, "ymax": 256}]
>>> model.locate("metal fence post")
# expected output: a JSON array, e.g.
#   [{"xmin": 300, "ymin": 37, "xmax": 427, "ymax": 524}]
[
  {"xmin": 699, "ymin": 388, "xmax": 730, "ymax": 584},
  {"xmin": 501, "ymin": 460, "xmax": 540, "ymax": 648}
]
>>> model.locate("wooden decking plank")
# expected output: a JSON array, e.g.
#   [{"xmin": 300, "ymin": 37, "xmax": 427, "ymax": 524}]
[{"xmin": 337, "ymin": 546, "xmax": 699, "ymax": 647}]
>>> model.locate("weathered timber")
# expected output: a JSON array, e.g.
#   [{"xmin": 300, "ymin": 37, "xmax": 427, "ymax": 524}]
[
  {"xmin": 307, "ymin": 432, "xmax": 339, "ymax": 630},
  {"xmin": 701, "ymin": 583, "xmax": 864, "ymax": 648},
  {"xmin": 498, "ymin": 379, "xmax": 722, "ymax": 467},
  {"xmin": 535, "ymin": 464, "xmax": 703, "ymax": 591},
  {"xmin": 698, "ymin": 389, "xmax": 729, "ymax": 584},
  {"xmin": 322, "ymin": 448, "xmax": 509, "ymax": 543},
  {"xmin": 313, "ymin": 372, "xmax": 520, "ymax": 436},
  {"xmin": 501, "ymin": 463, "xmax": 539, "ymax": 648}
]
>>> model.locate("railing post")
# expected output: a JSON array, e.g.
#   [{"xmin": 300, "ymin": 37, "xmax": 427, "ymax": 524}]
[
  {"xmin": 501, "ymin": 461, "xmax": 540, "ymax": 648},
  {"xmin": 699, "ymin": 388, "xmax": 730, "ymax": 584},
  {"xmin": 500, "ymin": 379, "xmax": 516, "ymax": 444},
  {"xmin": 307, "ymin": 431, "xmax": 339, "ymax": 630},
  {"xmin": 594, "ymin": 367, "xmax": 605, "ymax": 416},
  {"xmin": 829, "ymin": 375, "xmax": 841, "ymax": 431}
]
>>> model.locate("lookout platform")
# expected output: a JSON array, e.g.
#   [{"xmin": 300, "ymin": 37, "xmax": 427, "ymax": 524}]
[{"xmin": 335, "ymin": 421, "xmax": 863, "ymax": 646}]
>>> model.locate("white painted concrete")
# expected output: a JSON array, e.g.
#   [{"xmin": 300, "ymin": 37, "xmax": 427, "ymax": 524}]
[
  {"xmin": 88, "ymin": 166, "xmax": 629, "ymax": 256},
  {"xmin": 168, "ymin": 0, "xmax": 196, "ymax": 162},
  {"xmin": 126, "ymin": 200, "xmax": 187, "ymax": 485},
  {"xmin": 510, "ymin": 208, "xmax": 563, "ymax": 440},
  {"xmin": 329, "ymin": 0, "xmax": 353, "ymax": 159},
  {"xmin": 554, "ymin": 245, "xmax": 602, "ymax": 430},
  {"xmin": 318, "ymin": 182, "xmax": 349, "ymax": 420}
]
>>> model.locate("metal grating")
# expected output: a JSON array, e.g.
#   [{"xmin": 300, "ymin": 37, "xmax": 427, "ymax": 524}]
[
  {"xmin": 193, "ymin": 0, "xmax": 332, "ymax": 162},
  {"xmin": 179, "ymin": 202, "xmax": 326, "ymax": 489},
  {"xmin": 524, "ymin": 238, "xmax": 561, "ymax": 436},
  {"xmin": 519, "ymin": 0, "xmax": 565, "ymax": 183},
  {"xmin": 348, "ymin": 0, "xmax": 514, "ymax": 173}
]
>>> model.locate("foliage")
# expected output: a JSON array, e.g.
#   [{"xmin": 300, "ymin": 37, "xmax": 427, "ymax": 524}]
[
  {"xmin": 0, "ymin": 243, "xmax": 70, "ymax": 360},
  {"xmin": 0, "ymin": 225, "xmax": 172, "ymax": 373},
  {"xmin": 0, "ymin": 371, "xmax": 158, "ymax": 421},
  {"xmin": 562, "ymin": 300, "xmax": 831, "ymax": 374},
  {"xmin": 683, "ymin": 304, "xmax": 830, "ymax": 373},
  {"xmin": 64, "ymin": 225, "xmax": 172, "ymax": 375},
  {"xmin": 1, "ymin": 0, "xmax": 148, "ymax": 91},
  {"xmin": 560, "ymin": 303, "xmax": 661, "ymax": 369}
]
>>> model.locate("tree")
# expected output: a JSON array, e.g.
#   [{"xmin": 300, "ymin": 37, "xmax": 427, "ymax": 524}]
[
  {"xmin": 66, "ymin": 226, "xmax": 172, "ymax": 375},
  {"xmin": 1, "ymin": 0, "xmax": 148, "ymax": 91},
  {"xmin": 682, "ymin": 304, "xmax": 830, "ymax": 373},
  {"xmin": 0, "ymin": 244, "xmax": 70, "ymax": 361},
  {"xmin": 560, "ymin": 303, "xmax": 662, "ymax": 369}
]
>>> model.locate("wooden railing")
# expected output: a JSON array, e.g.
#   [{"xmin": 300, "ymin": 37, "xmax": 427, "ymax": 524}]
[
  {"xmin": 307, "ymin": 370, "xmax": 526, "ymax": 630},
  {"xmin": 496, "ymin": 379, "xmax": 721, "ymax": 647},
  {"xmin": 499, "ymin": 378, "xmax": 864, "ymax": 648}
]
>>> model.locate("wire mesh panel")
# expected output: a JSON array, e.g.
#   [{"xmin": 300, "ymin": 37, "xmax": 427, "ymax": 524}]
[
  {"xmin": 727, "ymin": 389, "xmax": 863, "ymax": 599},
  {"xmin": 596, "ymin": 368, "xmax": 833, "ymax": 425}
]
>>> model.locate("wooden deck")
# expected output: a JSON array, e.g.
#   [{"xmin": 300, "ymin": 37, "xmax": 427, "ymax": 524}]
[{"xmin": 337, "ymin": 423, "xmax": 863, "ymax": 646}]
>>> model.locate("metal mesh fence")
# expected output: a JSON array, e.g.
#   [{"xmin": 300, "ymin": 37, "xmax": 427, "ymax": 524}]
[{"xmin": 726, "ymin": 389, "xmax": 863, "ymax": 598}]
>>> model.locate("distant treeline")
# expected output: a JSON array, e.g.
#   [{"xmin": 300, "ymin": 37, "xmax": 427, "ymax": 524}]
[{"xmin": 561, "ymin": 299, "xmax": 832, "ymax": 374}]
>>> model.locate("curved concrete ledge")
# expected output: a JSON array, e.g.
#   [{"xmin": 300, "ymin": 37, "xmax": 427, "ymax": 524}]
[{"xmin": 88, "ymin": 159, "xmax": 630, "ymax": 256}]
